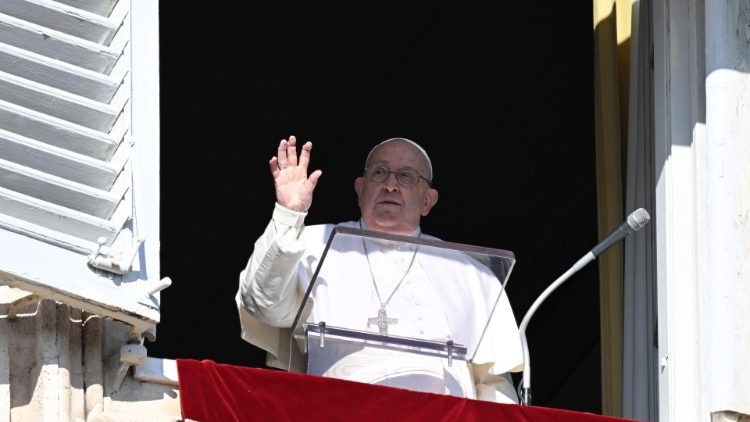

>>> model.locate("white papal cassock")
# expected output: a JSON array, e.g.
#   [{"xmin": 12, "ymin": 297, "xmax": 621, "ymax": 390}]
[{"xmin": 236, "ymin": 204, "xmax": 524, "ymax": 403}]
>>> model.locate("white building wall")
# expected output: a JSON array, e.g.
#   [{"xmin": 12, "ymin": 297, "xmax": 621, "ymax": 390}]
[
  {"xmin": 653, "ymin": 0, "xmax": 750, "ymax": 420},
  {"xmin": 704, "ymin": 0, "xmax": 750, "ymax": 416},
  {"xmin": 0, "ymin": 292, "xmax": 180, "ymax": 421}
]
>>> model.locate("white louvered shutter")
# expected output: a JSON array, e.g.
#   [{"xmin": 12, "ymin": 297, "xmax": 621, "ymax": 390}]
[{"xmin": 0, "ymin": 0, "xmax": 160, "ymax": 336}]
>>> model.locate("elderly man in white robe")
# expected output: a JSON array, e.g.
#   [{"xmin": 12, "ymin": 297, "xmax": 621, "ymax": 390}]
[{"xmin": 236, "ymin": 136, "xmax": 524, "ymax": 403}]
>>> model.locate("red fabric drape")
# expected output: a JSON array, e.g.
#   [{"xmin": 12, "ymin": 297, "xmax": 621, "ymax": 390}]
[{"xmin": 177, "ymin": 359, "xmax": 640, "ymax": 422}]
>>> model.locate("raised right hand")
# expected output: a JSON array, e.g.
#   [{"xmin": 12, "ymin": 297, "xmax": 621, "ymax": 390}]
[{"xmin": 268, "ymin": 135, "xmax": 322, "ymax": 212}]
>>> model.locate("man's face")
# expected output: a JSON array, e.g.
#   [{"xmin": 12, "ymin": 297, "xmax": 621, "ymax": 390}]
[{"xmin": 355, "ymin": 140, "xmax": 438, "ymax": 235}]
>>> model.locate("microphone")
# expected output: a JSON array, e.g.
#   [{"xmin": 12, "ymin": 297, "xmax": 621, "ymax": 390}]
[
  {"xmin": 591, "ymin": 208, "xmax": 650, "ymax": 256},
  {"xmin": 517, "ymin": 208, "xmax": 650, "ymax": 405}
]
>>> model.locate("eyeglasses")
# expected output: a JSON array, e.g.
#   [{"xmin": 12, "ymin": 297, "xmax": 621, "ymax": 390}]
[{"xmin": 365, "ymin": 165, "xmax": 431, "ymax": 187}]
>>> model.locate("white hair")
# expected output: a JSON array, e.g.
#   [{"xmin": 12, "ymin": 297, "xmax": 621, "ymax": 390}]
[{"xmin": 364, "ymin": 137, "xmax": 433, "ymax": 181}]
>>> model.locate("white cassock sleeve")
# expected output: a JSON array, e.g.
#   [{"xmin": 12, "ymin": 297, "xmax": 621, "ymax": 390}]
[
  {"xmin": 235, "ymin": 203, "xmax": 309, "ymax": 370},
  {"xmin": 471, "ymin": 290, "xmax": 525, "ymax": 403}
]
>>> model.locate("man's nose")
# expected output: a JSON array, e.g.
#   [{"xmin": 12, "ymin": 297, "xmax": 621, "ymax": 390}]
[{"xmin": 383, "ymin": 172, "xmax": 400, "ymax": 190}]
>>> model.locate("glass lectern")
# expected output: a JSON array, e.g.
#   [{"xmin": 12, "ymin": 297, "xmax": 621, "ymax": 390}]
[{"xmin": 290, "ymin": 226, "xmax": 515, "ymax": 398}]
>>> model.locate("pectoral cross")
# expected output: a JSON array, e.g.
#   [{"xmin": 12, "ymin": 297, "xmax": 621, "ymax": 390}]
[{"xmin": 367, "ymin": 307, "xmax": 398, "ymax": 335}]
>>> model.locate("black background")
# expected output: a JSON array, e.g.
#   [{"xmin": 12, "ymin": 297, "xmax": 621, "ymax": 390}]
[{"xmin": 155, "ymin": 2, "xmax": 600, "ymax": 413}]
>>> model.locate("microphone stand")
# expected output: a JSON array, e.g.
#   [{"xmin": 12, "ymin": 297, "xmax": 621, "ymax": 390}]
[
  {"xmin": 517, "ymin": 252, "xmax": 595, "ymax": 405},
  {"xmin": 517, "ymin": 208, "xmax": 650, "ymax": 406}
]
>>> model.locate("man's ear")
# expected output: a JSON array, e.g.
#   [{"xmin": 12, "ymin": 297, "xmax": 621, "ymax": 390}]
[
  {"xmin": 354, "ymin": 177, "xmax": 363, "ymax": 197},
  {"xmin": 421, "ymin": 188, "xmax": 439, "ymax": 216}
]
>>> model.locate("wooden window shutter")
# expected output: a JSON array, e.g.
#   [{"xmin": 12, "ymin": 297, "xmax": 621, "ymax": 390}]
[{"xmin": 0, "ymin": 0, "xmax": 161, "ymax": 337}]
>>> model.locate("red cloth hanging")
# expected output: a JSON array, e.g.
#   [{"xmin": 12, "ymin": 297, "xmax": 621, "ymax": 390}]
[{"xmin": 176, "ymin": 359, "xmax": 642, "ymax": 422}]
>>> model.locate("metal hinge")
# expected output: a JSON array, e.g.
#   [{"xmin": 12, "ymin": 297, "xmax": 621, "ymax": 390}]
[{"xmin": 88, "ymin": 236, "xmax": 144, "ymax": 275}]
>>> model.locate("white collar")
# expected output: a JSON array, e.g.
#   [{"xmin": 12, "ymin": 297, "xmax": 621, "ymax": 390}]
[{"xmin": 358, "ymin": 219, "xmax": 421, "ymax": 238}]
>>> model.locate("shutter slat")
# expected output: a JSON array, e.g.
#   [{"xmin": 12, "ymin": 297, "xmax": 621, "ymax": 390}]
[
  {"xmin": 0, "ymin": 128, "xmax": 121, "ymax": 189},
  {"xmin": 0, "ymin": 70, "xmax": 121, "ymax": 131},
  {"xmin": 0, "ymin": 99, "xmax": 119, "ymax": 160},
  {"xmin": 0, "ymin": 0, "xmax": 121, "ymax": 45},
  {"xmin": 0, "ymin": 157, "xmax": 123, "ymax": 218},
  {"xmin": 0, "ymin": 12, "xmax": 120, "ymax": 73},
  {"xmin": 0, "ymin": 42, "xmax": 122, "ymax": 102},
  {"xmin": 0, "ymin": 185, "xmax": 120, "ymax": 242},
  {"xmin": 53, "ymin": 0, "xmax": 119, "ymax": 18}
]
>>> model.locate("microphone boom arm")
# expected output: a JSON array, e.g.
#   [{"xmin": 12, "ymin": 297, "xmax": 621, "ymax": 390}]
[
  {"xmin": 518, "ymin": 251, "xmax": 595, "ymax": 405},
  {"xmin": 517, "ymin": 208, "xmax": 649, "ymax": 406}
]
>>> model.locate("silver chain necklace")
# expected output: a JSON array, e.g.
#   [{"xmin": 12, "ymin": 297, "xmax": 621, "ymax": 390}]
[{"xmin": 360, "ymin": 224, "xmax": 420, "ymax": 335}]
